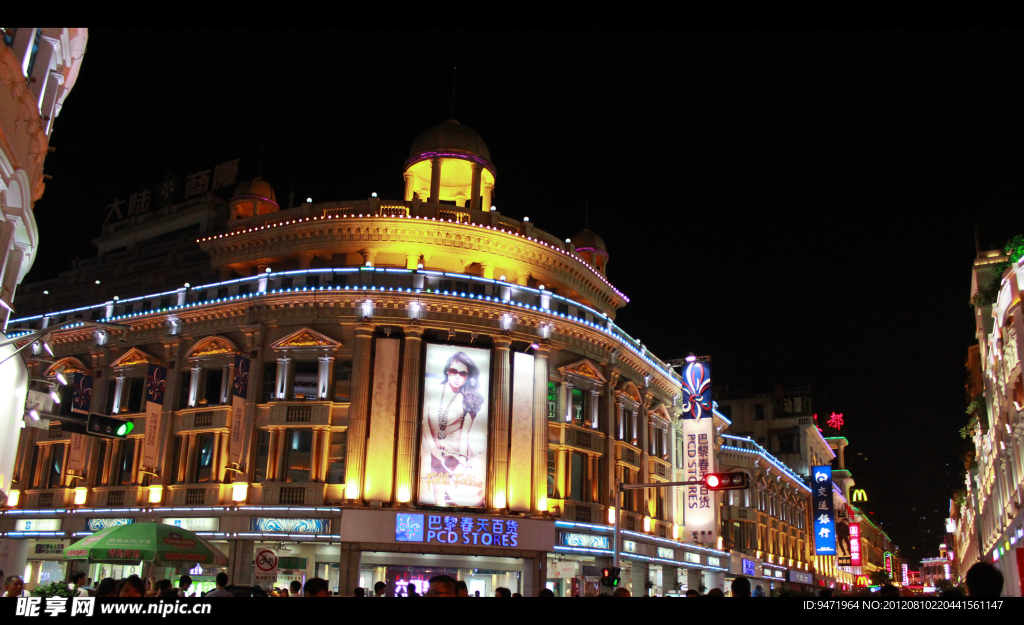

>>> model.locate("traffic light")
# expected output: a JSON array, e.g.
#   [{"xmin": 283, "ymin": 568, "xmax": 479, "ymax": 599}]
[
  {"xmin": 87, "ymin": 413, "xmax": 134, "ymax": 439},
  {"xmin": 703, "ymin": 472, "xmax": 749, "ymax": 490},
  {"xmin": 600, "ymin": 567, "xmax": 621, "ymax": 588}
]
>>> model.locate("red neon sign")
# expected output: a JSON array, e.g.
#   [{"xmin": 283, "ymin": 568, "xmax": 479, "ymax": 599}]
[{"xmin": 850, "ymin": 523, "xmax": 862, "ymax": 566}]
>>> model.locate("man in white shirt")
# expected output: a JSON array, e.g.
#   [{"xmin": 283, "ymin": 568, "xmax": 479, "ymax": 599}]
[
  {"xmin": 3, "ymin": 576, "xmax": 28, "ymax": 598},
  {"xmin": 205, "ymin": 573, "xmax": 233, "ymax": 598},
  {"xmin": 290, "ymin": 580, "xmax": 302, "ymax": 597},
  {"xmin": 177, "ymin": 574, "xmax": 192, "ymax": 598}
]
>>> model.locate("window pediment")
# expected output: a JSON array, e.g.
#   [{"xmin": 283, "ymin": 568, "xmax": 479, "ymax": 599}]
[
  {"xmin": 558, "ymin": 358, "xmax": 607, "ymax": 385},
  {"xmin": 45, "ymin": 357, "xmax": 91, "ymax": 377},
  {"xmin": 271, "ymin": 327, "xmax": 341, "ymax": 354},
  {"xmin": 616, "ymin": 380, "xmax": 642, "ymax": 405},
  {"xmin": 109, "ymin": 347, "xmax": 165, "ymax": 370},
  {"xmin": 187, "ymin": 336, "xmax": 241, "ymax": 361}
]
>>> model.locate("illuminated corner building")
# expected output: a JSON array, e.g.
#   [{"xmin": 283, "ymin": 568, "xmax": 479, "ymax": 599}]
[
  {"xmin": 962, "ymin": 244, "xmax": 1024, "ymax": 597},
  {"xmin": 0, "ymin": 120, "xmax": 733, "ymax": 597},
  {"xmin": 0, "ymin": 29, "xmax": 87, "ymax": 535}
]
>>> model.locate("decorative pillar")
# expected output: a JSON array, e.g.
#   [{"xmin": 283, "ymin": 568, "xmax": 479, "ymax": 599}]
[
  {"xmin": 113, "ymin": 374, "xmax": 126, "ymax": 414},
  {"xmin": 428, "ymin": 156, "xmax": 442, "ymax": 203},
  {"xmin": 482, "ymin": 181, "xmax": 494, "ymax": 211},
  {"xmin": 175, "ymin": 436, "xmax": 189, "ymax": 484},
  {"xmin": 563, "ymin": 381, "xmax": 573, "ymax": 423},
  {"xmin": 275, "ymin": 429, "xmax": 288, "ymax": 482},
  {"xmin": 532, "ymin": 344, "xmax": 550, "ymax": 513},
  {"xmin": 489, "ymin": 336, "xmax": 512, "ymax": 509},
  {"xmin": 319, "ymin": 428, "xmax": 331, "ymax": 482},
  {"xmin": 394, "ymin": 326, "xmax": 424, "ymax": 504},
  {"xmin": 344, "ymin": 323, "xmax": 375, "ymax": 501},
  {"xmin": 615, "ymin": 401, "xmax": 624, "ymax": 441},
  {"xmin": 556, "ymin": 450, "xmax": 566, "ymax": 500},
  {"xmin": 221, "ymin": 363, "xmax": 233, "ymax": 405},
  {"xmin": 211, "ymin": 432, "xmax": 223, "ymax": 483},
  {"xmin": 404, "ymin": 171, "xmax": 416, "ymax": 201},
  {"xmin": 317, "ymin": 356, "xmax": 335, "ymax": 400},
  {"xmin": 189, "ymin": 366, "xmax": 201, "ymax": 407},
  {"xmin": 129, "ymin": 438, "xmax": 141, "ymax": 485},
  {"xmin": 276, "ymin": 358, "xmax": 291, "ymax": 400},
  {"xmin": 470, "ymin": 162, "xmax": 482, "ymax": 212},
  {"xmin": 309, "ymin": 430, "xmax": 321, "ymax": 482},
  {"xmin": 589, "ymin": 389, "xmax": 600, "ymax": 430},
  {"xmin": 184, "ymin": 434, "xmax": 198, "ymax": 483},
  {"xmin": 266, "ymin": 430, "xmax": 279, "ymax": 482}
]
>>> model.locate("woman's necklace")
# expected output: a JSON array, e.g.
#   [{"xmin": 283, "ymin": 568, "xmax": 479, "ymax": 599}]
[{"xmin": 437, "ymin": 385, "xmax": 460, "ymax": 457}]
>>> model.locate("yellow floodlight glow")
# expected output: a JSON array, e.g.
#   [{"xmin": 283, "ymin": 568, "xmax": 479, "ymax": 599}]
[
  {"xmin": 231, "ymin": 482, "xmax": 248, "ymax": 503},
  {"xmin": 608, "ymin": 507, "xmax": 615, "ymax": 524},
  {"xmin": 8, "ymin": 489, "xmax": 20, "ymax": 507},
  {"xmin": 74, "ymin": 487, "xmax": 88, "ymax": 505},
  {"xmin": 149, "ymin": 485, "xmax": 163, "ymax": 504},
  {"xmin": 396, "ymin": 486, "xmax": 411, "ymax": 504},
  {"xmin": 494, "ymin": 491, "xmax": 506, "ymax": 510},
  {"xmin": 643, "ymin": 516, "xmax": 651, "ymax": 532}
]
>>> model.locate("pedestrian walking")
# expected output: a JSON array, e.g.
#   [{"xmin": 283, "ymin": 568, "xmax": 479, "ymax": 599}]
[
  {"xmin": 354, "ymin": 587, "xmax": 365, "ymax": 597},
  {"xmin": 406, "ymin": 582, "xmax": 420, "ymax": 597},
  {"xmin": 2, "ymin": 575, "xmax": 27, "ymax": 598},
  {"xmin": 303, "ymin": 578, "xmax": 331, "ymax": 597},
  {"xmin": 965, "ymin": 563, "xmax": 1003, "ymax": 597},
  {"xmin": 206, "ymin": 573, "xmax": 233, "ymax": 597},
  {"xmin": 424, "ymin": 575, "xmax": 457, "ymax": 597},
  {"xmin": 730, "ymin": 576, "xmax": 751, "ymax": 597},
  {"xmin": 494, "ymin": 587, "xmax": 511, "ymax": 597},
  {"xmin": 177, "ymin": 574, "xmax": 192, "ymax": 597},
  {"xmin": 372, "ymin": 581, "xmax": 386, "ymax": 597}
]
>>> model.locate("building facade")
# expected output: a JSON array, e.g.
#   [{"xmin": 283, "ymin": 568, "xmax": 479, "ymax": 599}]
[
  {"xmin": 0, "ymin": 121, "xmax": 740, "ymax": 596},
  {"xmin": 0, "ymin": 28, "xmax": 88, "ymax": 517},
  {"xmin": 962, "ymin": 247, "xmax": 1024, "ymax": 596}
]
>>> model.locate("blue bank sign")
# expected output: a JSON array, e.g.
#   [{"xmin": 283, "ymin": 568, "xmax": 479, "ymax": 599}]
[{"xmin": 811, "ymin": 465, "xmax": 837, "ymax": 555}]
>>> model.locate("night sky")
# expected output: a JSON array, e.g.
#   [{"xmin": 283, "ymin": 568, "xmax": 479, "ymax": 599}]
[{"xmin": 28, "ymin": 30, "xmax": 1024, "ymax": 564}]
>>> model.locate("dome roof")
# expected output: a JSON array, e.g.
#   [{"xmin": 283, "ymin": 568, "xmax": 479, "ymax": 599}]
[
  {"xmin": 571, "ymin": 229, "xmax": 608, "ymax": 255},
  {"xmin": 409, "ymin": 119, "xmax": 491, "ymax": 162},
  {"xmin": 232, "ymin": 177, "xmax": 276, "ymax": 204}
]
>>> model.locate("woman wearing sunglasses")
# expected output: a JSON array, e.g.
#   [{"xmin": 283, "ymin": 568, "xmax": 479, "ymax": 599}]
[{"xmin": 421, "ymin": 350, "xmax": 487, "ymax": 506}]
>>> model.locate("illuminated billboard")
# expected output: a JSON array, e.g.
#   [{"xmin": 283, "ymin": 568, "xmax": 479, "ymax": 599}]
[
  {"xmin": 418, "ymin": 344, "xmax": 491, "ymax": 507},
  {"xmin": 811, "ymin": 465, "xmax": 837, "ymax": 555},
  {"xmin": 681, "ymin": 361, "xmax": 716, "ymax": 542}
]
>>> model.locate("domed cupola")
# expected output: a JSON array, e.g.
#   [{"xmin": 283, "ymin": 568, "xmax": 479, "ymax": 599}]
[
  {"xmin": 229, "ymin": 178, "xmax": 279, "ymax": 220},
  {"xmin": 403, "ymin": 120, "xmax": 496, "ymax": 211},
  {"xmin": 571, "ymin": 228, "xmax": 609, "ymax": 275}
]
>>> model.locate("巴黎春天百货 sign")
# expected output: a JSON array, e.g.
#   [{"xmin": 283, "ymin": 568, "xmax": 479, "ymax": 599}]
[{"xmin": 396, "ymin": 513, "xmax": 519, "ymax": 547}]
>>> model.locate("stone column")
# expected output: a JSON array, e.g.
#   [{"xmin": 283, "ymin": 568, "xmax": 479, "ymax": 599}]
[
  {"xmin": 563, "ymin": 381, "xmax": 574, "ymax": 423},
  {"xmin": 489, "ymin": 336, "xmax": 512, "ymax": 509},
  {"xmin": 344, "ymin": 323, "xmax": 375, "ymax": 501},
  {"xmin": 129, "ymin": 439, "xmax": 141, "ymax": 485},
  {"xmin": 189, "ymin": 366, "xmax": 201, "ymax": 407},
  {"xmin": 309, "ymin": 430, "xmax": 322, "ymax": 482},
  {"xmin": 394, "ymin": 326, "xmax": 424, "ymax": 504},
  {"xmin": 275, "ymin": 358, "xmax": 290, "ymax": 400},
  {"xmin": 639, "ymin": 391, "xmax": 650, "ymax": 517},
  {"xmin": 176, "ymin": 436, "xmax": 189, "ymax": 484},
  {"xmin": 275, "ymin": 429, "xmax": 288, "ymax": 482},
  {"xmin": 228, "ymin": 539, "xmax": 255, "ymax": 586},
  {"xmin": 184, "ymin": 434, "xmax": 198, "ymax": 483},
  {"xmin": 212, "ymin": 432, "xmax": 223, "ymax": 483},
  {"xmin": 266, "ymin": 430, "xmax": 279, "ymax": 482},
  {"xmin": 428, "ymin": 157, "xmax": 442, "ymax": 203},
  {"xmin": 630, "ymin": 561, "xmax": 649, "ymax": 596},
  {"xmin": 338, "ymin": 544, "xmax": 362, "ymax": 595},
  {"xmin": 318, "ymin": 356, "xmax": 335, "ymax": 400},
  {"xmin": 532, "ymin": 344, "xmax": 550, "ymax": 513},
  {"xmin": 113, "ymin": 374, "xmax": 126, "ymax": 413},
  {"xmin": 615, "ymin": 401, "xmax": 624, "ymax": 440},
  {"xmin": 319, "ymin": 428, "xmax": 331, "ymax": 482},
  {"xmin": 404, "ymin": 171, "xmax": 416, "ymax": 201},
  {"xmin": 663, "ymin": 566, "xmax": 678, "ymax": 595},
  {"xmin": 589, "ymin": 389, "xmax": 600, "ymax": 430},
  {"xmin": 482, "ymin": 181, "xmax": 494, "ymax": 211},
  {"xmin": 556, "ymin": 450, "xmax": 567, "ymax": 500},
  {"xmin": 470, "ymin": 162, "xmax": 482, "ymax": 212},
  {"xmin": 687, "ymin": 569, "xmax": 702, "ymax": 593},
  {"xmin": 220, "ymin": 363, "xmax": 233, "ymax": 405}
]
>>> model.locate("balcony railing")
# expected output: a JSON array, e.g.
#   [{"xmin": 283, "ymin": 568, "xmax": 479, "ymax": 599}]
[
  {"xmin": 176, "ymin": 406, "xmax": 232, "ymax": 433},
  {"xmin": 549, "ymin": 422, "xmax": 605, "ymax": 455},
  {"xmin": 254, "ymin": 482, "xmax": 325, "ymax": 506},
  {"xmin": 261, "ymin": 402, "xmax": 334, "ymax": 427}
]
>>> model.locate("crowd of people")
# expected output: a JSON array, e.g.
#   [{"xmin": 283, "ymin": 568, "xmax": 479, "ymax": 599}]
[{"xmin": 0, "ymin": 562, "xmax": 1006, "ymax": 598}]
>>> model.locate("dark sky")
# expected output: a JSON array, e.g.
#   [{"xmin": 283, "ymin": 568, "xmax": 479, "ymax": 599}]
[{"xmin": 30, "ymin": 29, "xmax": 1024, "ymax": 564}]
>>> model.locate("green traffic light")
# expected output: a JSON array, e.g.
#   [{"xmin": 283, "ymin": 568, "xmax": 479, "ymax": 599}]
[{"xmin": 116, "ymin": 422, "xmax": 134, "ymax": 437}]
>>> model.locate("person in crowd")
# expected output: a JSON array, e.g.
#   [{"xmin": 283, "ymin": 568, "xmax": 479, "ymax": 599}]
[
  {"xmin": 372, "ymin": 581, "xmax": 385, "ymax": 597},
  {"xmin": 303, "ymin": 578, "xmax": 330, "ymax": 597},
  {"xmin": 965, "ymin": 562, "xmax": 1003, "ymax": 597},
  {"xmin": 95, "ymin": 578, "xmax": 118, "ymax": 598},
  {"xmin": 705, "ymin": 588, "xmax": 724, "ymax": 597},
  {"xmin": 177, "ymin": 574, "xmax": 192, "ymax": 598},
  {"xmin": 406, "ymin": 582, "xmax": 420, "ymax": 597},
  {"xmin": 819, "ymin": 588, "xmax": 833, "ymax": 598},
  {"xmin": 148, "ymin": 579, "xmax": 172, "ymax": 597},
  {"xmin": 473, "ymin": 590, "xmax": 480, "ymax": 597},
  {"xmin": 423, "ymin": 575, "xmax": 457, "ymax": 597},
  {"xmin": 878, "ymin": 584, "xmax": 900, "ymax": 598},
  {"xmin": 119, "ymin": 576, "xmax": 146, "ymax": 598},
  {"xmin": 511, "ymin": 592, "xmax": 522, "ymax": 597},
  {"xmin": 205, "ymin": 572, "xmax": 233, "ymax": 597},
  {"xmin": 612, "ymin": 587, "xmax": 632, "ymax": 597},
  {"xmin": 291, "ymin": 580, "xmax": 304, "ymax": 597},
  {"xmin": 453, "ymin": 580, "xmax": 469, "ymax": 597},
  {"xmin": 685, "ymin": 589, "xmax": 700, "ymax": 597},
  {"xmin": 494, "ymin": 587, "xmax": 511, "ymax": 598},
  {"xmin": 68, "ymin": 571, "xmax": 88, "ymax": 597},
  {"xmin": 159, "ymin": 588, "xmax": 180, "ymax": 599},
  {"xmin": 730, "ymin": 576, "xmax": 751, "ymax": 598},
  {"xmin": 2, "ymin": 575, "xmax": 27, "ymax": 598},
  {"xmin": 279, "ymin": 588, "xmax": 290, "ymax": 597},
  {"xmin": 538, "ymin": 588, "xmax": 555, "ymax": 597},
  {"xmin": 354, "ymin": 587, "xmax": 365, "ymax": 597}
]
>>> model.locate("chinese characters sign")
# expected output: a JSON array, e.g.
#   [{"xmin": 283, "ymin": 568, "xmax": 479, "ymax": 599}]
[
  {"xmin": 104, "ymin": 159, "xmax": 240, "ymax": 224},
  {"xmin": 143, "ymin": 364, "xmax": 166, "ymax": 469},
  {"xmin": 682, "ymin": 362, "xmax": 716, "ymax": 542},
  {"xmin": 395, "ymin": 513, "xmax": 519, "ymax": 547},
  {"xmin": 812, "ymin": 465, "xmax": 837, "ymax": 555},
  {"xmin": 850, "ymin": 522, "xmax": 862, "ymax": 566}
]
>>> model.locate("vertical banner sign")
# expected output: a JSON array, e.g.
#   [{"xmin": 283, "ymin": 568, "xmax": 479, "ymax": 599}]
[
  {"xmin": 507, "ymin": 352, "xmax": 535, "ymax": 512},
  {"xmin": 229, "ymin": 355, "xmax": 249, "ymax": 466},
  {"xmin": 681, "ymin": 362, "xmax": 715, "ymax": 542},
  {"xmin": 849, "ymin": 522, "xmax": 862, "ymax": 566},
  {"xmin": 418, "ymin": 344, "xmax": 490, "ymax": 508},
  {"xmin": 884, "ymin": 551, "xmax": 893, "ymax": 579},
  {"xmin": 811, "ymin": 465, "xmax": 837, "ymax": 555},
  {"xmin": 1016, "ymin": 548, "xmax": 1024, "ymax": 596},
  {"xmin": 144, "ymin": 364, "xmax": 166, "ymax": 468},
  {"xmin": 902, "ymin": 562, "xmax": 909, "ymax": 585},
  {"xmin": 364, "ymin": 338, "xmax": 400, "ymax": 502},
  {"xmin": 68, "ymin": 373, "xmax": 93, "ymax": 473}
]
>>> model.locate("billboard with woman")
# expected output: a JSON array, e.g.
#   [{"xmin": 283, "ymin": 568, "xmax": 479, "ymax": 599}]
[{"xmin": 418, "ymin": 344, "xmax": 490, "ymax": 507}]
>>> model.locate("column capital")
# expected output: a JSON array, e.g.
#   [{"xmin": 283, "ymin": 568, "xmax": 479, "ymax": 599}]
[
  {"xmin": 402, "ymin": 325, "xmax": 425, "ymax": 338},
  {"xmin": 492, "ymin": 335, "xmax": 513, "ymax": 349},
  {"xmin": 532, "ymin": 342, "xmax": 551, "ymax": 357},
  {"xmin": 354, "ymin": 323, "xmax": 376, "ymax": 337}
]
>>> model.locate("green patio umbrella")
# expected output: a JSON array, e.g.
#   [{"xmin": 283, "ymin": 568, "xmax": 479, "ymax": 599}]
[{"xmin": 63, "ymin": 521, "xmax": 228, "ymax": 566}]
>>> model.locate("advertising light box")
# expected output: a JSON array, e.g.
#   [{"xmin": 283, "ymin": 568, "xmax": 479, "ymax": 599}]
[{"xmin": 418, "ymin": 344, "xmax": 490, "ymax": 508}]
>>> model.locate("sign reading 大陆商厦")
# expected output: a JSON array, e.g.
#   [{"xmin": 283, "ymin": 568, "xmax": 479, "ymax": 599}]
[
  {"xmin": 812, "ymin": 465, "xmax": 837, "ymax": 555},
  {"xmin": 103, "ymin": 159, "xmax": 241, "ymax": 225},
  {"xmin": 681, "ymin": 361, "xmax": 715, "ymax": 543}
]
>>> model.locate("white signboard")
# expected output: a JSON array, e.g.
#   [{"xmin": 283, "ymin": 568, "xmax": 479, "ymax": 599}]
[
  {"xmin": 161, "ymin": 517, "xmax": 220, "ymax": 532},
  {"xmin": 254, "ymin": 548, "xmax": 278, "ymax": 583},
  {"xmin": 15, "ymin": 518, "xmax": 63, "ymax": 532},
  {"xmin": 681, "ymin": 361, "xmax": 716, "ymax": 543}
]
